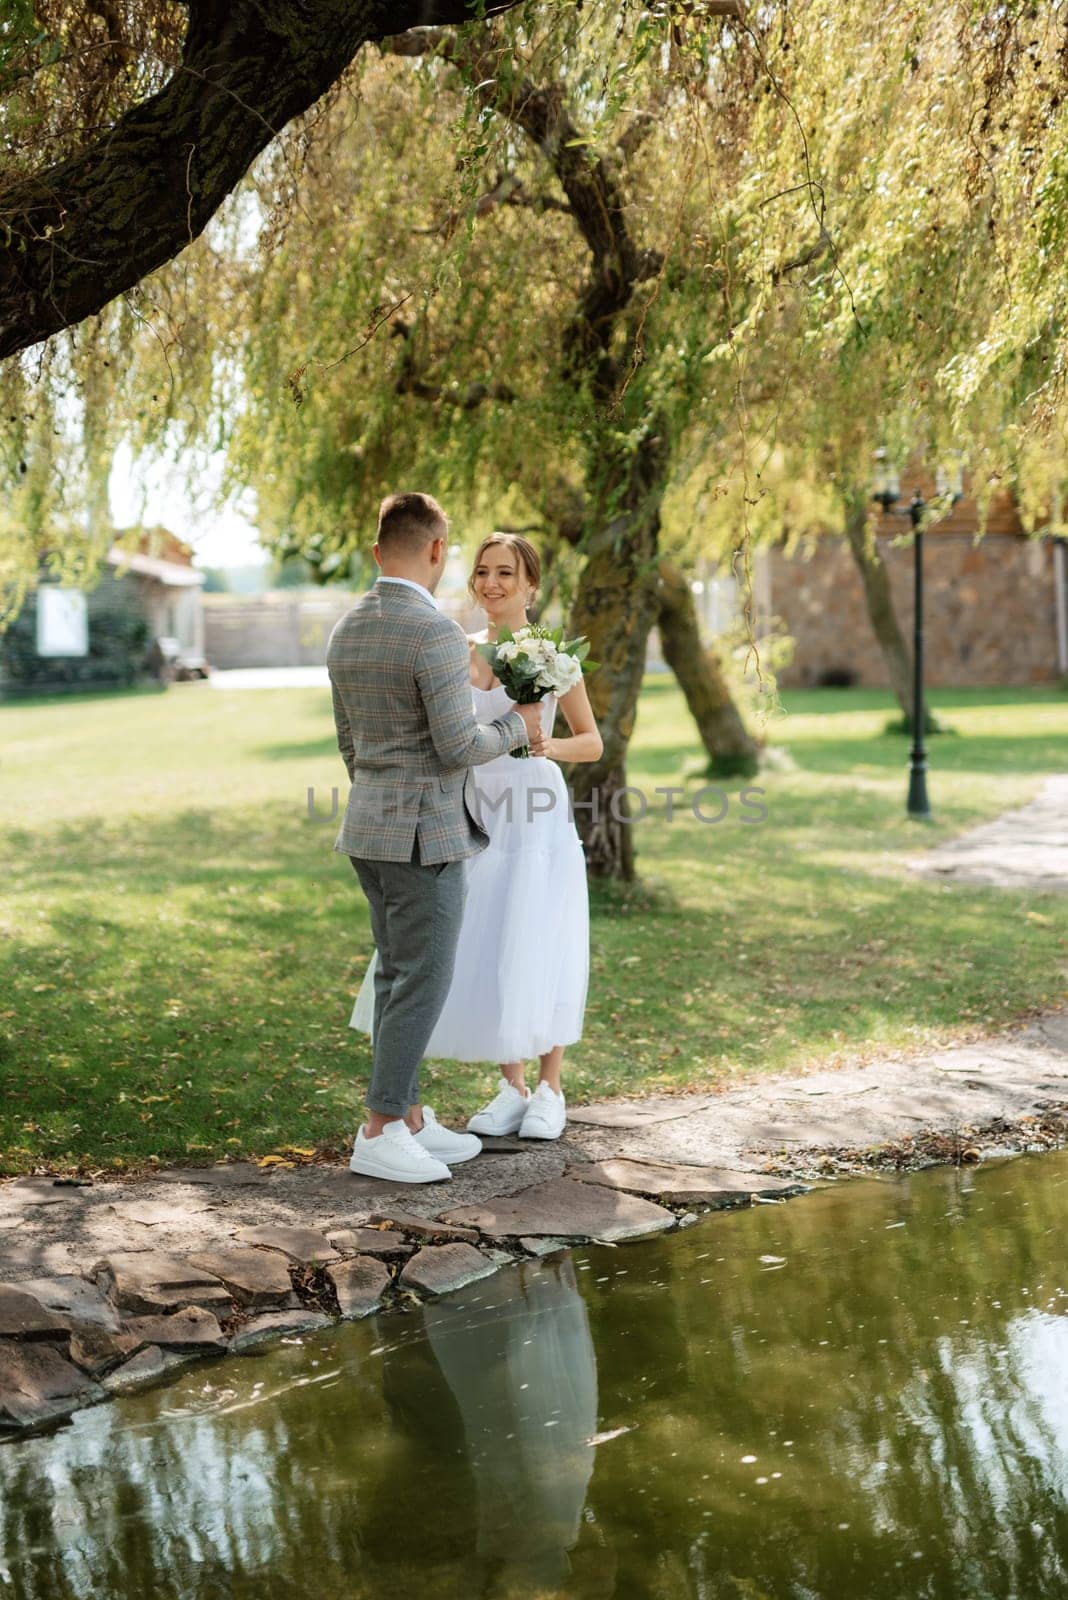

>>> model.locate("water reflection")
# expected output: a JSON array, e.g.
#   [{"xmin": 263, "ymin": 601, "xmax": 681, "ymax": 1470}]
[
  {"xmin": 420, "ymin": 1256, "xmax": 597, "ymax": 1594},
  {"xmin": 1, "ymin": 1153, "xmax": 1068, "ymax": 1599},
  {"xmin": 0, "ymin": 1257, "xmax": 597, "ymax": 1600}
]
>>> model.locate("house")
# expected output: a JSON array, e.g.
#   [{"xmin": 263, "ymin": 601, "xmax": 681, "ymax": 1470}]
[{"xmin": 0, "ymin": 528, "xmax": 206, "ymax": 698}]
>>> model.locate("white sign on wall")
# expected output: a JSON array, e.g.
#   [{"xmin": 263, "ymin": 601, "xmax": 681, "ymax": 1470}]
[{"xmin": 36, "ymin": 588, "xmax": 89, "ymax": 657}]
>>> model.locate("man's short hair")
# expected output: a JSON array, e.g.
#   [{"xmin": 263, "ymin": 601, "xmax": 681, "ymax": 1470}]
[{"xmin": 377, "ymin": 492, "xmax": 448, "ymax": 554}]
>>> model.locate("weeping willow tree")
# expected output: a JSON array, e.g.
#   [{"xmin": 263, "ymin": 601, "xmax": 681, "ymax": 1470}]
[
  {"xmin": 676, "ymin": 0, "xmax": 1068, "ymax": 692},
  {"xmin": 15, "ymin": 5, "xmax": 772, "ymax": 876},
  {"xmin": 4, "ymin": 1, "xmax": 1068, "ymax": 877}
]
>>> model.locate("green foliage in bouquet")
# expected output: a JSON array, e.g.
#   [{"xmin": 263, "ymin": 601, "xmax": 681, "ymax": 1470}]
[{"xmin": 477, "ymin": 624, "xmax": 598, "ymax": 757}]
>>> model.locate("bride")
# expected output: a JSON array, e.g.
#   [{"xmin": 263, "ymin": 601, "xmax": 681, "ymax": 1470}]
[{"xmin": 351, "ymin": 531, "xmax": 602, "ymax": 1141}]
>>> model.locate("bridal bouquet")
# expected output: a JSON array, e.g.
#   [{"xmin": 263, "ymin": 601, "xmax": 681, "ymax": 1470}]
[{"xmin": 477, "ymin": 624, "xmax": 597, "ymax": 758}]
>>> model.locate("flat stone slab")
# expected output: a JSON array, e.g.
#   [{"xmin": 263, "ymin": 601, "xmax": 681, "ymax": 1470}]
[
  {"xmin": 232, "ymin": 1225, "xmax": 340, "ymax": 1264},
  {"xmin": 399, "ymin": 1243, "xmax": 501, "ymax": 1297},
  {"xmin": 519, "ymin": 1236, "xmax": 573, "ymax": 1257},
  {"xmin": 326, "ymin": 1226, "xmax": 414, "ymax": 1258},
  {"xmin": 186, "ymin": 1248, "xmax": 297, "ymax": 1309},
  {"xmin": 568, "ymin": 1159, "xmax": 806, "ymax": 1206},
  {"xmin": 16, "ymin": 1275, "xmax": 123, "ymax": 1333},
  {"xmin": 93, "ymin": 1252, "xmax": 234, "ymax": 1316},
  {"xmin": 327, "ymin": 1256, "xmax": 390, "ymax": 1319},
  {"xmin": 0, "ymin": 1341, "xmax": 104, "ymax": 1431},
  {"xmin": 229, "ymin": 1309, "xmax": 332, "ymax": 1353},
  {"xmin": 0, "ymin": 1283, "xmax": 72, "ymax": 1340},
  {"xmin": 443, "ymin": 1177, "xmax": 676, "ymax": 1242},
  {"xmin": 566, "ymin": 1097, "xmax": 713, "ymax": 1129},
  {"xmin": 370, "ymin": 1209, "xmax": 480, "ymax": 1244},
  {"xmin": 155, "ymin": 1163, "xmax": 271, "ymax": 1188},
  {"xmin": 68, "ymin": 1325, "xmax": 137, "ymax": 1377},
  {"xmin": 101, "ymin": 1345, "xmax": 197, "ymax": 1394},
  {"xmin": 0, "ymin": 1176, "xmax": 92, "ymax": 1208},
  {"xmin": 104, "ymin": 1200, "xmax": 214, "ymax": 1228},
  {"xmin": 120, "ymin": 1307, "xmax": 227, "ymax": 1354}
]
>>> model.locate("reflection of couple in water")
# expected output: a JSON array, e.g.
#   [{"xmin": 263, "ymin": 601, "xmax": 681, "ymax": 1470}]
[{"xmin": 372, "ymin": 1255, "xmax": 601, "ymax": 1597}]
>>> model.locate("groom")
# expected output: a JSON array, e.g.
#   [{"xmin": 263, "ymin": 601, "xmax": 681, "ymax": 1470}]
[{"xmin": 327, "ymin": 491, "xmax": 542, "ymax": 1184}]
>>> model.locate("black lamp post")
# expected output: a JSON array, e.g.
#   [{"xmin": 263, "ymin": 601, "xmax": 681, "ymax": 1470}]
[{"xmin": 871, "ymin": 456, "xmax": 963, "ymax": 820}]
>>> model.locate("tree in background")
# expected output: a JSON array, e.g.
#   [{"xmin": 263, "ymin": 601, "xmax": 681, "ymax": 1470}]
[{"xmin": 5, "ymin": 1, "xmax": 1068, "ymax": 876}]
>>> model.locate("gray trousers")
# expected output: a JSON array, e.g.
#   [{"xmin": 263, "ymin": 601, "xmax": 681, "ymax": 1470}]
[{"xmin": 350, "ymin": 840, "xmax": 466, "ymax": 1116}]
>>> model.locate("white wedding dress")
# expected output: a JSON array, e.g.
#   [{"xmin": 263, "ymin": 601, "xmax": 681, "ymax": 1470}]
[{"xmin": 350, "ymin": 683, "xmax": 589, "ymax": 1061}]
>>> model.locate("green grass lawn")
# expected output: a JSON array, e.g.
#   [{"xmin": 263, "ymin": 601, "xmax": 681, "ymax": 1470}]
[{"xmin": 1, "ymin": 677, "xmax": 1066, "ymax": 1176}]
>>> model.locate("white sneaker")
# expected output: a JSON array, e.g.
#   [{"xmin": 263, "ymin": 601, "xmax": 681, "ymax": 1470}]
[
  {"xmin": 518, "ymin": 1082, "xmax": 566, "ymax": 1140},
  {"xmin": 348, "ymin": 1120, "xmax": 451, "ymax": 1184},
  {"xmin": 412, "ymin": 1106, "xmax": 482, "ymax": 1165},
  {"xmin": 467, "ymin": 1078, "xmax": 531, "ymax": 1136}
]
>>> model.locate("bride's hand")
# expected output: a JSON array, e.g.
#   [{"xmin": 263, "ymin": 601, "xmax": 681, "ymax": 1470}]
[{"xmin": 527, "ymin": 726, "xmax": 550, "ymax": 757}]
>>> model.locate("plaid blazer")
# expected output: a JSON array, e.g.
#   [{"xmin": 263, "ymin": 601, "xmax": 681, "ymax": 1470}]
[{"xmin": 326, "ymin": 580, "xmax": 528, "ymax": 864}]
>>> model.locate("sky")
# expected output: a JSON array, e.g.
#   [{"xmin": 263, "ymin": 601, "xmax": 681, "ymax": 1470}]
[{"xmin": 108, "ymin": 443, "xmax": 268, "ymax": 568}]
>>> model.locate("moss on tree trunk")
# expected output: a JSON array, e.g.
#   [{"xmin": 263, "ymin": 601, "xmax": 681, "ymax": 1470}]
[{"xmin": 563, "ymin": 436, "xmax": 665, "ymax": 881}]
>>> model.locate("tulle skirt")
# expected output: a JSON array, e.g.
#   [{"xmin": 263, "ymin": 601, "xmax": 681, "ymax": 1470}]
[{"xmin": 350, "ymin": 752, "xmax": 589, "ymax": 1061}]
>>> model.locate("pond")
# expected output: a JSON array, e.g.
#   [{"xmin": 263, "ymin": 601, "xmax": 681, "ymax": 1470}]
[{"xmin": 2, "ymin": 1148, "xmax": 1067, "ymax": 1599}]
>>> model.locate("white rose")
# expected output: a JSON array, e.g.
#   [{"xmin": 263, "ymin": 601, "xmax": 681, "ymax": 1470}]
[
  {"xmin": 496, "ymin": 641, "xmax": 520, "ymax": 663},
  {"xmin": 551, "ymin": 654, "xmax": 583, "ymax": 693}
]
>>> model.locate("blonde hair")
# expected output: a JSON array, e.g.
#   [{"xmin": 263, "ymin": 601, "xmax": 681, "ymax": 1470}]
[{"xmin": 467, "ymin": 533, "xmax": 541, "ymax": 600}]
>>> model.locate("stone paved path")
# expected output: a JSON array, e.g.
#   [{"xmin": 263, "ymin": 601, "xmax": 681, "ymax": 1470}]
[
  {"xmin": 3, "ymin": 1007, "xmax": 1065, "ymax": 1286},
  {"xmin": 908, "ymin": 773, "xmax": 1068, "ymax": 891},
  {"xmin": 3, "ymin": 1005, "xmax": 1064, "ymax": 1434}
]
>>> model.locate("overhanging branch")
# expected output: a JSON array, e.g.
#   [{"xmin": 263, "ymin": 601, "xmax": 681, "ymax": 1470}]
[
  {"xmin": 0, "ymin": 0, "xmax": 532, "ymax": 359},
  {"xmin": 412, "ymin": 171, "xmax": 573, "ymax": 239},
  {"xmin": 392, "ymin": 319, "xmax": 519, "ymax": 408}
]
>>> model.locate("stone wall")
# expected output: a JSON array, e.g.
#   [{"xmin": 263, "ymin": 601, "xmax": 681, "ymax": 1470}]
[{"xmin": 765, "ymin": 532, "xmax": 1061, "ymax": 689}]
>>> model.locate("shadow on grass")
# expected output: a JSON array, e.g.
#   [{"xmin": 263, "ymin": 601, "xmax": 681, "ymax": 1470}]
[{"xmin": 1, "ymin": 785, "xmax": 1063, "ymax": 1172}]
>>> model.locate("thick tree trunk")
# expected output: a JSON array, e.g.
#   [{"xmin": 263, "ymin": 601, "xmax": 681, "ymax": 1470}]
[
  {"xmin": 842, "ymin": 487, "xmax": 914, "ymax": 719},
  {"xmin": 0, "ymin": 0, "xmax": 525, "ymax": 358},
  {"xmin": 564, "ymin": 437, "xmax": 666, "ymax": 881},
  {"xmin": 655, "ymin": 560, "xmax": 760, "ymax": 778}
]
